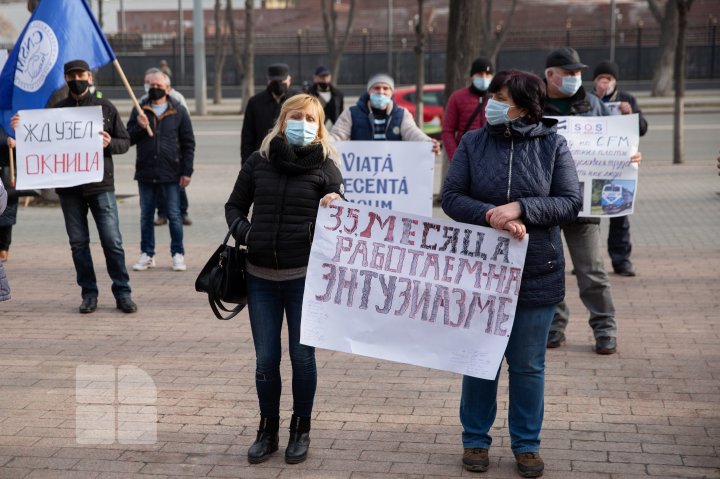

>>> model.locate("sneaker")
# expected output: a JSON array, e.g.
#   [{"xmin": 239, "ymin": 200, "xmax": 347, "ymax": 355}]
[
  {"xmin": 515, "ymin": 452, "xmax": 544, "ymax": 478},
  {"xmin": 133, "ymin": 253, "xmax": 155, "ymax": 271},
  {"xmin": 462, "ymin": 448, "xmax": 489, "ymax": 472},
  {"xmin": 546, "ymin": 331, "xmax": 566, "ymax": 349},
  {"xmin": 594, "ymin": 336, "xmax": 617, "ymax": 355},
  {"xmin": 172, "ymin": 253, "xmax": 187, "ymax": 271},
  {"xmin": 154, "ymin": 215, "xmax": 167, "ymax": 226}
]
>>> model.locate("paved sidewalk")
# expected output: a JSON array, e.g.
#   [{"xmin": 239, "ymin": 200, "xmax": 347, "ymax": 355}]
[{"xmin": 1, "ymin": 132, "xmax": 719, "ymax": 477}]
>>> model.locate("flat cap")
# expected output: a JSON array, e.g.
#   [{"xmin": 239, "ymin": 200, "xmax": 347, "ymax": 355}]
[
  {"xmin": 545, "ymin": 47, "xmax": 587, "ymax": 70},
  {"xmin": 267, "ymin": 63, "xmax": 290, "ymax": 81}
]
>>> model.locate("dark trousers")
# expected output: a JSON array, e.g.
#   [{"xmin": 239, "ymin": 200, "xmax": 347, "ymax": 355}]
[
  {"xmin": 0, "ymin": 226, "xmax": 11, "ymax": 251},
  {"xmin": 157, "ymin": 186, "xmax": 189, "ymax": 217},
  {"xmin": 608, "ymin": 216, "xmax": 632, "ymax": 270}
]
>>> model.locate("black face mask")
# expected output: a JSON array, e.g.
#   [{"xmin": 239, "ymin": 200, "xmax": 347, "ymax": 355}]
[
  {"xmin": 67, "ymin": 79, "xmax": 89, "ymax": 96},
  {"xmin": 317, "ymin": 82, "xmax": 330, "ymax": 91},
  {"xmin": 269, "ymin": 81, "xmax": 288, "ymax": 95},
  {"xmin": 148, "ymin": 87, "xmax": 166, "ymax": 101}
]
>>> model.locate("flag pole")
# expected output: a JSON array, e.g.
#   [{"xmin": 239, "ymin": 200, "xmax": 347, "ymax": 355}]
[
  {"xmin": 8, "ymin": 146, "xmax": 14, "ymax": 188},
  {"xmin": 112, "ymin": 59, "xmax": 153, "ymax": 137}
]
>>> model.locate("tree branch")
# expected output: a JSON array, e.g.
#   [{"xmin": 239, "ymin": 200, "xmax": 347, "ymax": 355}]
[{"xmin": 646, "ymin": 0, "xmax": 663, "ymax": 24}]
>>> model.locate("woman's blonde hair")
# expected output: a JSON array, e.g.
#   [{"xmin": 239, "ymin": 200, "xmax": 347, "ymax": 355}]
[{"xmin": 259, "ymin": 93, "xmax": 338, "ymax": 163}]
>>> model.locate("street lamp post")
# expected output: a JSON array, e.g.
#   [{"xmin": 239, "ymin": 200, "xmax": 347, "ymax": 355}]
[
  {"xmin": 362, "ymin": 28, "xmax": 368, "ymax": 80},
  {"xmin": 565, "ymin": 18, "xmax": 572, "ymax": 47},
  {"xmin": 297, "ymin": 29, "xmax": 303, "ymax": 80},
  {"xmin": 636, "ymin": 20, "xmax": 643, "ymax": 80}
]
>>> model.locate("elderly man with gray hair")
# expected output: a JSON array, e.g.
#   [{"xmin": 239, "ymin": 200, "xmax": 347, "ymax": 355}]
[
  {"xmin": 127, "ymin": 70, "xmax": 195, "ymax": 273},
  {"xmin": 330, "ymin": 73, "xmax": 440, "ymax": 154}
]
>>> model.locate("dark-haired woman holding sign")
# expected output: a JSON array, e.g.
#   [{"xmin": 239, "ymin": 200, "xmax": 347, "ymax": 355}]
[{"xmin": 442, "ymin": 69, "xmax": 582, "ymax": 478}]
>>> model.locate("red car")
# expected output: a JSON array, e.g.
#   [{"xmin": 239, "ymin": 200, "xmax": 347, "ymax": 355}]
[{"xmin": 392, "ymin": 84, "xmax": 445, "ymax": 136}]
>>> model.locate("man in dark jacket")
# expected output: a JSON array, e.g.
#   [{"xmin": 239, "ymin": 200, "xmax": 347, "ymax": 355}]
[
  {"xmin": 543, "ymin": 47, "xmax": 617, "ymax": 354},
  {"xmin": 127, "ymin": 70, "xmax": 195, "ymax": 273},
  {"xmin": 593, "ymin": 60, "xmax": 648, "ymax": 277},
  {"xmin": 241, "ymin": 63, "xmax": 296, "ymax": 163},
  {"xmin": 11, "ymin": 60, "xmax": 136, "ymax": 314},
  {"xmin": 307, "ymin": 65, "xmax": 344, "ymax": 126}
]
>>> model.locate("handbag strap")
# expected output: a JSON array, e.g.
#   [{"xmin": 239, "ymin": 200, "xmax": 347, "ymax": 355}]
[
  {"xmin": 224, "ymin": 217, "xmax": 243, "ymax": 245},
  {"xmin": 461, "ymin": 94, "xmax": 486, "ymax": 136},
  {"xmin": 208, "ymin": 296, "xmax": 245, "ymax": 320}
]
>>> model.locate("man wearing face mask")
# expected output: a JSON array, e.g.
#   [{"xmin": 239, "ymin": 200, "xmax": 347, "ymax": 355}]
[
  {"xmin": 10, "ymin": 60, "xmax": 135, "ymax": 314},
  {"xmin": 330, "ymin": 73, "xmax": 441, "ymax": 155},
  {"xmin": 307, "ymin": 65, "xmax": 344, "ymax": 127},
  {"xmin": 441, "ymin": 57, "xmax": 494, "ymax": 161},
  {"xmin": 140, "ymin": 67, "xmax": 191, "ymax": 227},
  {"xmin": 127, "ymin": 71, "xmax": 195, "ymax": 273},
  {"xmin": 241, "ymin": 63, "xmax": 297, "ymax": 164},
  {"xmin": 593, "ymin": 60, "xmax": 647, "ymax": 278}
]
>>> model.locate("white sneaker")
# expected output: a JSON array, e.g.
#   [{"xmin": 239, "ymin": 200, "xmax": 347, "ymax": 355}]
[
  {"xmin": 133, "ymin": 253, "xmax": 155, "ymax": 271},
  {"xmin": 172, "ymin": 253, "xmax": 187, "ymax": 271}
]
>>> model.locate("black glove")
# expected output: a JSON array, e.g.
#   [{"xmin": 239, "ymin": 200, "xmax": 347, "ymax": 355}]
[{"xmin": 233, "ymin": 218, "xmax": 252, "ymax": 245}]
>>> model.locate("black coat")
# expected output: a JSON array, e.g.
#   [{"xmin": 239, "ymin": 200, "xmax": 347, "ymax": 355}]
[
  {"xmin": 602, "ymin": 89, "xmax": 648, "ymax": 137},
  {"xmin": 240, "ymin": 87, "xmax": 297, "ymax": 163},
  {"xmin": 442, "ymin": 118, "xmax": 582, "ymax": 307},
  {"xmin": 127, "ymin": 97, "xmax": 195, "ymax": 182},
  {"xmin": 52, "ymin": 93, "xmax": 130, "ymax": 196},
  {"xmin": 225, "ymin": 139, "xmax": 344, "ymax": 270},
  {"xmin": 307, "ymin": 83, "xmax": 344, "ymax": 125}
]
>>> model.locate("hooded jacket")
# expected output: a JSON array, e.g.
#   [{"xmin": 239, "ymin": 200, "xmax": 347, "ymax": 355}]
[{"xmin": 442, "ymin": 118, "xmax": 582, "ymax": 306}]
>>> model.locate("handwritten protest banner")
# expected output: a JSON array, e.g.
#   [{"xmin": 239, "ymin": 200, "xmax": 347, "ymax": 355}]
[
  {"xmin": 551, "ymin": 114, "xmax": 640, "ymax": 218},
  {"xmin": 301, "ymin": 201, "xmax": 529, "ymax": 380},
  {"xmin": 15, "ymin": 106, "xmax": 104, "ymax": 190},
  {"xmin": 336, "ymin": 141, "xmax": 434, "ymax": 217}
]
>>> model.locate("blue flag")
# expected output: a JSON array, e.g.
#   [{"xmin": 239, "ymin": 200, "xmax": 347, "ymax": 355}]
[{"xmin": 0, "ymin": 0, "xmax": 115, "ymax": 137}]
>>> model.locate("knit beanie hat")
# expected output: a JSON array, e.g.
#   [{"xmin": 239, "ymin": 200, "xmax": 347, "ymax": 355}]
[
  {"xmin": 367, "ymin": 73, "xmax": 395, "ymax": 91},
  {"xmin": 470, "ymin": 57, "xmax": 494, "ymax": 76},
  {"xmin": 593, "ymin": 60, "xmax": 619, "ymax": 80}
]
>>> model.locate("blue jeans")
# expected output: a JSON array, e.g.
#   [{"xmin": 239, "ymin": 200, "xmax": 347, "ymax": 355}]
[
  {"xmin": 460, "ymin": 304, "xmax": 555, "ymax": 454},
  {"xmin": 138, "ymin": 181, "xmax": 184, "ymax": 256},
  {"xmin": 58, "ymin": 191, "xmax": 131, "ymax": 300},
  {"xmin": 246, "ymin": 273, "xmax": 317, "ymax": 417},
  {"xmin": 156, "ymin": 186, "xmax": 189, "ymax": 217}
]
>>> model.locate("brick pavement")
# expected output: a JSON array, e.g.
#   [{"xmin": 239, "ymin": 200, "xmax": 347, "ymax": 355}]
[{"xmin": 1, "ymin": 133, "xmax": 719, "ymax": 478}]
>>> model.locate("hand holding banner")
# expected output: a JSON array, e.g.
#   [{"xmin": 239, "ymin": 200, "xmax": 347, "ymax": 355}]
[{"xmin": 301, "ymin": 201, "xmax": 529, "ymax": 380}]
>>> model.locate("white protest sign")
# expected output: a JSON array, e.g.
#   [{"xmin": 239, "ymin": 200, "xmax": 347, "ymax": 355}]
[
  {"xmin": 15, "ymin": 106, "xmax": 104, "ymax": 190},
  {"xmin": 301, "ymin": 201, "xmax": 529, "ymax": 380},
  {"xmin": 335, "ymin": 141, "xmax": 434, "ymax": 217},
  {"xmin": 551, "ymin": 114, "xmax": 640, "ymax": 218},
  {"xmin": 605, "ymin": 101, "xmax": 622, "ymax": 116}
]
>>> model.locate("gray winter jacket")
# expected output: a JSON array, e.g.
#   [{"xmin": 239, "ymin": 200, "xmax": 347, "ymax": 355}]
[{"xmin": 0, "ymin": 178, "xmax": 10, "ymax": 301}]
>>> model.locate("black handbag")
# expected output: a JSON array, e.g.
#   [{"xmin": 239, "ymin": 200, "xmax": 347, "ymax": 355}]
[{"xmin": 195, "ymin": 218, "xmax": 248, "ymax": 320}]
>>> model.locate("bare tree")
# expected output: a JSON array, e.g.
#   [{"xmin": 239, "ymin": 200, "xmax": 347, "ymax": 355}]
[
  {"xmin": 444, "ymin": 1, "xmax": 482, "ymax": 105},
  {"xmin": 97, "ymin": 0, "xmax": 103, "ymax": 28},
  {"xmin": 414, "ymin": 0, "xmax": 425, "ymax": 126},
  {"xmin": 320, "ymin": 0, "xmax": 357, "ymax": 82},
  {"xmin": 477, "ymin": 0, "xmax": 518, "ymax": 66},
  {"xmin": 225, "ymin": 0, "xmax": 254, "ymax": 113},
  {"xmin": 673, "ymin": 0, "xmax": 695, "ymax": 164},
  {"xmin": 648, "ymin": 0, "xmax": 678, "ymax": 96},
  {"xmin": 213, "ymin": 0, "xmax": 228, "ymax": 104}
]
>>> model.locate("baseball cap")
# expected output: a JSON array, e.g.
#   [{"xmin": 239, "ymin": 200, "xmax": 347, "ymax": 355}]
[
  {"xmin": 545, "ymin": 47, "xmax": 587, "ymax": 70},
  {"xmin": 314, "ymin": 65, "xmax": 331, "ymax": 76},
  {"xmin": 64, "ymin": 60, "xmax": 90, "ymax": 74}
]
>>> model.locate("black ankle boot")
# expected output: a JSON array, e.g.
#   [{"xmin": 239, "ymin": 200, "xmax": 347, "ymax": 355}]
[
  {"xmin": 285, "ymin": 414, "xmax": 311, "ymax": 464},
  {"xmin": 247, "ymin": 416, "xmax": 279, "ymax": 464}
]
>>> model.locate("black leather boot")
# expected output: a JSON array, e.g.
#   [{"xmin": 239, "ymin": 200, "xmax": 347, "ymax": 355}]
[
  {"xmin": 247, "ymin": 416, "xmax": 279, "ymax": 464},
  {"xmin": 285, "ymin": 414, "xmax": 311, "ymax": 464}
]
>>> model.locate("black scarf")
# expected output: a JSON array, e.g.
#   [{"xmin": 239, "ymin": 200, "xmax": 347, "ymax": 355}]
[{"xmin": 269, "ymin": 137, "xmax": 326, "ymax": 175}]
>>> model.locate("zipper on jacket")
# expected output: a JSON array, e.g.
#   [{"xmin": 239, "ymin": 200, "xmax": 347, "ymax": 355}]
[
  {"xmin": 273, "ymin": 175, "xmax": 288, "ymax": 270},
  {"xmin": 506, "ymin": 136, "xmax": 514, "ymax": 203}
]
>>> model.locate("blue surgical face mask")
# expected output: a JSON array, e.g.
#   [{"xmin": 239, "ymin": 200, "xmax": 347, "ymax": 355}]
[
  {"xmin": 484, "ymin": 98, "xmax": 517, "ymax": 125},
  {"xmin": 472, "ymin": 76, "xmax": 492, "ymax": 91},
  {"xmin": 369, "ymin": 93, "xmax": 391, "ymax": 109},
  {"xmin": 284, "ymin": 119, "xmax": 318, "ymax": 146},
  {"xmin": 559, "ymin": 74, "xmax": 582, "ymax": 96}
]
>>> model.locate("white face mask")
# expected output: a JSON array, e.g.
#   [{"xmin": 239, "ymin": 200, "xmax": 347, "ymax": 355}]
[
  {"xmin": 485, "ymin": 98, "xmax": 518, "ymax": 125},
  {"xmin": 558, "ymin": 74, "xmax": 582, "ymax": 96}
]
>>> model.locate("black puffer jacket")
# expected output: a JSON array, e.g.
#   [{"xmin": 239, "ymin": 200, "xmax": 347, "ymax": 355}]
[
  {"xmin": 225, "ymin": 138, "xmax": 344, "ymax": 270},
  {"xmin": 127, "ymin": 97, "xmax": 195, "ymax": 182},
  {"xmin": 53, "ymin": 92, "xmax": 130, "ymax": 196},
  {"xmin": 442, "ymin": 118, "xmax": 582, "ymax": 307}
]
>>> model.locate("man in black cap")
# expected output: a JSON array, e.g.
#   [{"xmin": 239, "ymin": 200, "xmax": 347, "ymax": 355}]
[
  {"xmin": 307, "ymin": 65, "xmax": 344, "ymax": 126},
  {"xmin": 240, "ymin": 63, "xmax": 296, "ymax": 163},
  {"xmin": 441, "ymin": 57, "xmax": 494, "ymax": 162},
  {"xmin": 542, "ymin": 47, "xmax": 618, "ymax": 356},
  {"xmin": 593, "ymin": 60, "xmax": 648, "ymax": 277},
  {"xmin": 10, "ymin": 59, "xmax": 137, "ymax": 314}
]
